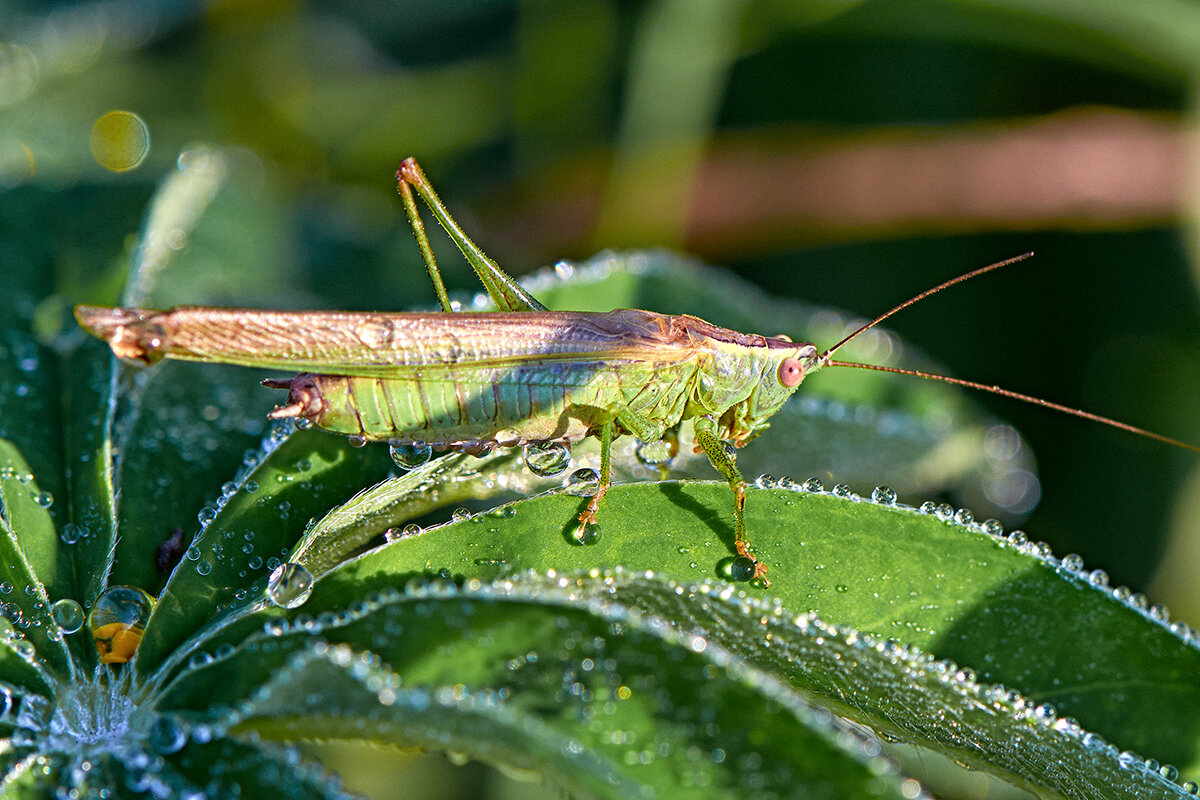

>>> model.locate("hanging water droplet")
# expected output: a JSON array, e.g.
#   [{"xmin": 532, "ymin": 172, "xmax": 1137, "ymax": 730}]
[
  {"xmin": 871, "ymin": 486, "xmax": 897, "ymax": 505},
  {"xmin": 34, "ymin": 491, "xmax": 52, "ymax": 509},
  {"xmin": 635, "ymin": 439, "xmax": 673, "ymax": 468},
  {"xmin": 347, "ymin": 434, "xmax": 367, "ymax": 448},
  {"xmin": 267, "ymin": 562, "xmax": 315, "ymax": 609},
  {"xmin": 389, "ymin": 441, "xmax": 432, "ymax": 470},
  {"xmin": 522, "ymin": 442, "xmax": 571, "ymax": 477},
  {"xmin": 50, "ymin": 599, "xmax": 84, "ymax": 635},
  {"xmin": 494, "ymin": 427, "xmax": 522, "ymax": 448},
  {"xmin": 89, "ymin": 586, "xmax": 155, "ymax": 665},
  {"xmin": 572, "ymin": 521, "xmax": 602, "ymax": 546},
  {"xmin": 564, "ymin": 468, "xmax": 601, "ymax": 497}
]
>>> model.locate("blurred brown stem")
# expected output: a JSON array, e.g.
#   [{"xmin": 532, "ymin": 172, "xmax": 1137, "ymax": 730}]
[{"xmin": 486, "ymin": 107, "xmax": 1189, "ymax": 262}]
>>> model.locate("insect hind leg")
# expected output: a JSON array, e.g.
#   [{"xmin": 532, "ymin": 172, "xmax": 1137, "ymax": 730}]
[{"xmin": 396, "ymin": 158, "xmax": 546, "ymax": 313}]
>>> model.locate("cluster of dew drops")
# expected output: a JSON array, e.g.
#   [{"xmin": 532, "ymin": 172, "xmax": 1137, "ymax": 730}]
[{"xmin": 752, "ymin": 473, "xmax": 1197, "ymax": 642}]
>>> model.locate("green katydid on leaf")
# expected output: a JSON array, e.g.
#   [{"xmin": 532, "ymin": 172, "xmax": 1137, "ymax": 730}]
[{"xmin": 75, "ymin": 159, "xmax": 1196, "ymax": 590}]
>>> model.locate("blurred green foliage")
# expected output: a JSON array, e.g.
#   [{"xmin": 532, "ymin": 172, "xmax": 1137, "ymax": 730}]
[{"xmin": 2, "ymin": 0, "xmax": 1199, "ymax": 796}]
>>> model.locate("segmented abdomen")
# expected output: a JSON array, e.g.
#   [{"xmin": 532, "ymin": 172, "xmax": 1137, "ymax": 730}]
[{"xmin": 280, "ymin": 358, "xmax": 697, "ymax": 447}]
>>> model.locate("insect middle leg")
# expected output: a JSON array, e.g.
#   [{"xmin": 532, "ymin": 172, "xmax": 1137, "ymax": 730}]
[
  {"xmin": 576, "ymin": 408, "xmax": 664, "ymax": 540},
  {"xmin": 693, "ymin": 415, "xmax": 768, "ymax": 585}
]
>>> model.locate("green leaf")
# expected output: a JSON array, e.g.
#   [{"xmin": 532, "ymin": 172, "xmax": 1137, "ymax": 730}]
[
  {"xmin": 166, "ymin": 583, "xmax": 909, "ymax": 800},
  {"xmin": 133, "ymin": 427, "xmax": 393, "ymax": 677},
  {"xmin": 312, "ymin": 482, "xmax": 1200, "ymax": 786}
]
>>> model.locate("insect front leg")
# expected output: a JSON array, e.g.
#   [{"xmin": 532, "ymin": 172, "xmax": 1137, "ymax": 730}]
[{"xmin": 693, "ymin": 415, "xmax": 768, "ymax": 586}]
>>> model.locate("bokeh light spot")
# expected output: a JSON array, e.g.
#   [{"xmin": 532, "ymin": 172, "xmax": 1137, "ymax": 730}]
[
  {"xmin": 90, "ymin": 110, "xmax": 150, "ymax": 172},
  {"xmin": 0, "ymin": 139, "xmax": 35, "ymax": 188},
  {"xmin": 0, "ymin": 44, "xmax": 38, "ymax": 105}
]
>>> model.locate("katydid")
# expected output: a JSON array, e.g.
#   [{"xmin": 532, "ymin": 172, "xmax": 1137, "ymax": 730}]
[{"xmin": 75, "ymin": 158, "xmax": 1198, "ymax": 586}]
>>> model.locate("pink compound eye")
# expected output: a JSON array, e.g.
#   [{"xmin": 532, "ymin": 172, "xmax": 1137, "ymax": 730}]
[{"xmin": 778, "ymin": 358, "xmax": 804, "ymax": 387}]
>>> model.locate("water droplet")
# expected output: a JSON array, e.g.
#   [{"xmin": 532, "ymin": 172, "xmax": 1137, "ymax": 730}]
[
  {"xmin": 564, "ymin": 468, "xmax": 600, "ymax": 497},
  {"xmin": 1088, "ymin": 569, "xmax": 1109, "ymax": 587},
  {"xmin": 0, "ymin": 582, "xmax": 11, "ymax": 595},
  {"xmin": 635, "ymin": 439, "xmax": 673, "ymax": 467},
  {"xmin": 196, "ymin": 560, "xmax": 212, "ymax": 576},
  {"xmin": 197, "ymin": 507, "xmax": 217, "ymax": 526},
  {"xmin": 89, "ymin": 586, "xmax": 155, "ymax": 664},
  {"xmin": 981, "ymin": 519, "xmax": 1003, "ymax": 537},
  {"xmin": 954, "ymin": 508, "xmax": 974, "ymax": 525},
  {"xmin": 60, "ymin": 523, "xmax": 83, "ymax": 544},
  {"xmin": 755, "ymin": 474, "xmax": 777, "ymax": 489},
  {"xmin": 389, "ymin": 442, "xmax": 432, "ymax": 470},
  {"xmin": 832, "ymin": 483, "xmax": 853, "ymax": 498},
  {"xmin": 50, "ymin": 599, "xmax": 84, "ymax": 635},
  {"xmin": 266, "ymin": 562, "xmax": 315, "ymax": 609},
  {"xmin": 721, "ymin": 556, "xmax": 757, "ymax": 582},
  {"xmin": 572, "ymin": 521, "xmax": 602, "ymax": 546},
  {"xmin": 801, "ymin": 478, "xmax": 823, "ymax": 493},
  {"xmin": 871, "ymin": 486, "xmax": 896, "ymax": 505},
  {"xmin": 918, "ymin": 501, "xmax": 937, "ymax": 514},
  {"xmin": 347, "ymin": 434, "xmax": 367, "ymax": 448},
  {"xmin": 34, "ymin": 491, "xmax": 52, "ymax": 509},
  {"xmin": 495, "ymin": 428, "xmax": 522, "ymax": 447},
  {"xmin": 1061, "ymin": 554, "xmax": 1084, "ymax": 572},
  {"xmin": 522, "ymin": 442, "xmax": 571, "ymax": 477},
  {"xmin": 149, "ymin": 714, "xmax": 187, "ymax": 754},
  {"xmin": 1008, "ymin": 530, "xmax": 1028, "ymax": 545},
  {"xmin": 935, "ymin": 503, "xmax": 954, "ymax": 520}
]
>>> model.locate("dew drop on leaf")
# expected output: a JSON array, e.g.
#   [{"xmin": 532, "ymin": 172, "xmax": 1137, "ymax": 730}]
[
  {"xmin": 572, "ymin": 521, "xmax": 602, "ymax": 546},
  {"xmin": 267, "ymin": 562, "xmax": 315, "ymax": 609},
  {"xmin": 50, "ymin": 599, "xmax": 84, "ymax": 635},
  {"xmin": 871, "ymin": 486, "xmax": 897, "ymax": 505},
  {"xmin": 89, "ymin": 586, "xmax": 155, "ymax": 664}
]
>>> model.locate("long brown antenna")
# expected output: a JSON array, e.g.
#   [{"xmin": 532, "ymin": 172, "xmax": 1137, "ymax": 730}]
[
  {"xmin": 826, "ymin": 359, "xmax": 1200, "ymax": 453},
  {"xmin": 820, "ymin": 252, "xmax": 1034, "ymax": 360},
  {"xmin": 815, "ymin": 252, "xmax": 1198, "ymax": 453}
]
